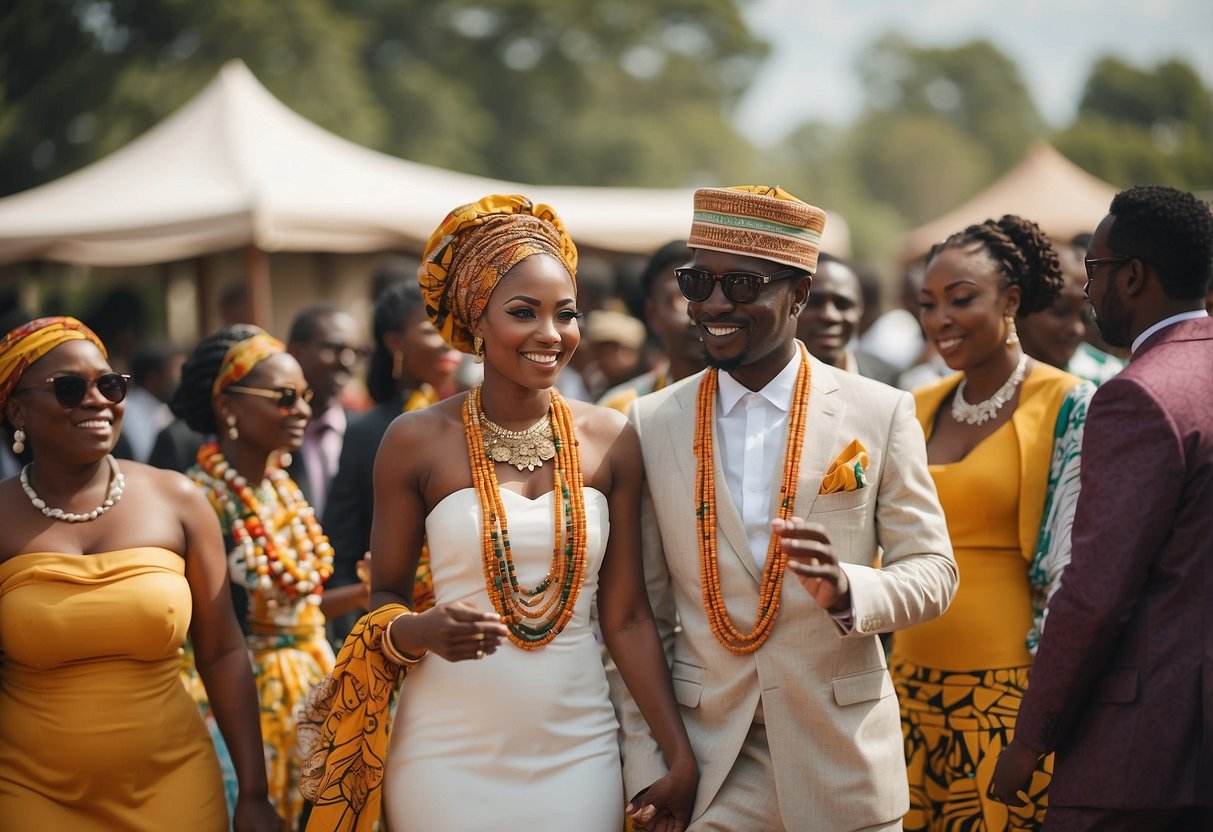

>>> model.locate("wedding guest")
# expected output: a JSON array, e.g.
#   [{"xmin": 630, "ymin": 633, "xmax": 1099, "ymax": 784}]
[
  {"xmin": 896, "ymin": 215, "xmax": 1094, "ymax": 830},
  {"xmin": 0, "ymin": 317, "xmax": 279, "ymax": 832}
]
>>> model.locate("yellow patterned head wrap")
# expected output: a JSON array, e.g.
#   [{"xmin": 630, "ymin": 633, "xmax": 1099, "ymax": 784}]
[
  {"xmin": 0, "ymin": 316, "xmax": 108, "ymax": 414},
  {"xmin": 212, "ymin": 330, "xmax": 286, "ymax": 398},
  {"xmin": 418, "ymin": 194, "xmax": 578, "ymax": 354}
]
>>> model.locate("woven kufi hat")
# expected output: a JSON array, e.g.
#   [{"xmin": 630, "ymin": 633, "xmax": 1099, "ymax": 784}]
[{"xmin": 689, "ymin": 185, "xmax": 826, "ymax": 273}]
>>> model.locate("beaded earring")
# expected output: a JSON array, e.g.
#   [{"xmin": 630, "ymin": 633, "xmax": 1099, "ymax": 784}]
[
  {"xmin": 473, "ymin": 336, "xmax": 485, "ymax": 364},
  {"xmin": 226, "ymin": 414, "xmax": 239, "ymax": 440},
  {"xmin": 11, "ymin": 427, "xmax": 25, "ymax": 455},
  {"xmin": 1004, "ymin": 315, "xmax": 1020, "ymax": 346}
]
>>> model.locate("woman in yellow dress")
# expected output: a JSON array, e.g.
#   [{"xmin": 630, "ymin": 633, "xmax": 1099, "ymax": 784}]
[
  {"xmin": 891, "ymin": 216, "xmax": 1095, "ymax": 830},
  {"xmin": 0, "ymin": 317, "xmax": 280, "ymax": 832},
  {"xmin": 172, "ymin": 324, "xmax": 369, "ymax": 829}
]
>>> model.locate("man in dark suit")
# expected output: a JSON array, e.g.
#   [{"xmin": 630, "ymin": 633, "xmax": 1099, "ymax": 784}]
[{"xmin": 990, "ymin": 185, "xmax": 1213, "ymax": 830}]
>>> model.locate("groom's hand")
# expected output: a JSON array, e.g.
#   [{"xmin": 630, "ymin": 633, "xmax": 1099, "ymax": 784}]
[{"xmin": 776, "ymin": 517, "xmax": 851, "ymax": 613}]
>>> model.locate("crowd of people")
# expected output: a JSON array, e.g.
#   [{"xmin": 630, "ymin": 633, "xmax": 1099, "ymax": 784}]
[{"xmin": 1, "ymin": 182, "xmax": 1210, "ymax": 832}]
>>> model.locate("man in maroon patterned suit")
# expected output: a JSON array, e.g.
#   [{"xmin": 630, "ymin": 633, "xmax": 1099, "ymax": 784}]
[{"xmin": 990, "ymin": 185, "xmax": 1213, "ymax": 830}]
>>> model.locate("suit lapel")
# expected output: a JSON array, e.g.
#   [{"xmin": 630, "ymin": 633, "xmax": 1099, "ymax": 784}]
[{"xmin": 790, "ymin": 356, "xmax": 844, "ymax": 518}]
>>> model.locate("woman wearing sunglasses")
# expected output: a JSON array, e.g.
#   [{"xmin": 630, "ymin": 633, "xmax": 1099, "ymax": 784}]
[
  {"xmin": 170, "ymin": 324, "xmax": 368, "ymax": 831},
  {"xmin": 0, "ymin": 317, "xmax": 281, "ymax": 832},
  {"xmin": 892, "ymin": 216, "xmax": 1096, "ymax": 831}
]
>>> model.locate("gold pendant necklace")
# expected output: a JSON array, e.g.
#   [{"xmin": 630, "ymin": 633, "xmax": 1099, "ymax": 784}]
[{"xmin": 479, "ymin": 408, "xmax": 556, "ymax": 471}]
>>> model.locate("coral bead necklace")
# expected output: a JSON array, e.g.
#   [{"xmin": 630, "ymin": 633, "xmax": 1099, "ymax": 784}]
[
  {"xmin": 190, "ymin": 442, "xmax": 334, "ymax": 604},
  {"xmin": 463, "ymin": 384, "xmax": 587, "ymax": 649},
  {"xmin": 694, "ymin": 342, "xmax": 811, "ymax": 654}
]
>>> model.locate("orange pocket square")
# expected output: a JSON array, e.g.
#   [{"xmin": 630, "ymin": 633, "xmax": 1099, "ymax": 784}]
[{"xmin": 819, "ymin": 439, "xmax": 869, "ymax": 494}]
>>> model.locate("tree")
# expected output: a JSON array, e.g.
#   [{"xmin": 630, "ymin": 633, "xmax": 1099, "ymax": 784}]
[
  {"xmin": 1, "ymin": 0, "xmax": 769, "ymax": 197},
  {"xmin": 1057, "ymin": 56, "xmax": 1212, "ymax": 190},
  {"xmin": 0, "ymin": 0, "xmax": 385, "ymax": 197},
  {"xmin": 334, "ymin": 0, "xmax": 768, "ymax": 186},
  {"xmin": 1079, "ymin": 57, "xmax": 1212, "ymax": 130},
  {"xmin": 855, "ymin": 34, "xmax": 1044, "ymax": 174}
]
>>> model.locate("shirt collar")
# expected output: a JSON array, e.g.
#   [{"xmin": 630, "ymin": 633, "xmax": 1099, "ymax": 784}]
[
  {"xmin": 1131, "ymin": 309, "xmax": 1208, "ymax": 354},
  {"xmin": 717, "ymin": 343, "xmax": 803, "ymax": 416},
  {"xmin": 307, "ymin": 402, "xmax": 347, "ymax": 435}
]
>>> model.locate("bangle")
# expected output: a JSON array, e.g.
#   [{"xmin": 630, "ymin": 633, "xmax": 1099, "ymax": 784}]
[{"xmin": 382, "ymin": 610, "xmax": 427, "ymax": 666}]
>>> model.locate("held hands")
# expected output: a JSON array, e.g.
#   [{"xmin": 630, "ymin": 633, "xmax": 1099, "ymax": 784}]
[
  {"xmin": 776, "ymin": 517, "xmax": 851, "ymax": 613},
  {"xmin": 626, "ymin": 761, "xmax": 698, "ymax": 832},
  {"xmin": 401, "ymin": 600, "xmax": 509, "ymax": 662},
  {"xmin": 988, "ymin": 738, "xmax": 1041, "ymax": 807},
  {"xmin": 233, "ymin": 795, "xmax": 284, "ymax": 832}
]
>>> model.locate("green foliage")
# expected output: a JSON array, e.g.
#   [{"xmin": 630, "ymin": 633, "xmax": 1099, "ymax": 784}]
[
  {"xmin": 0, "ymin": 0, "xmax": 383, "ymax": 196},
  {"xmin": 846, "ymin": 112, "xmax": 993, "ymax": 225},
  {"xmin": 332, "ymin": 0, "xmax": 768, "ymax": 185},
  {"xmin": 0, "ymin": 0, "xmax": 767, "ymax": 196},
  {"xmin": 856, "ymin": 34, "xmax": 1043, "ymax": 172},
  {"xmin": 2, "ymin": 3, "xmax": 1209, "ymax": 270},
  {"xmin": 1080, "ymin": 57, "xmax": 1212, "ymax": 129},
  {"xmin": 1053, "ymin": 115, "xmax": 1213, "ymax": 189},
  {"xmin": 1065, "ymin": 57, "xmax": 1213, "ymax": 190}
]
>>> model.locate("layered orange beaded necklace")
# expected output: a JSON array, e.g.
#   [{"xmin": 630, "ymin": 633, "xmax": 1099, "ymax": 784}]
[
  {"xmin": 694, "ymin": 343, "xmax": 811, "ymax": 654},
  {"xmin": 191, "ymin": 443, "xmax": 334, "ymax": 604},
  {"xmin": 463, "ymin": 384, "xmax": 587, "ymax": 649}
]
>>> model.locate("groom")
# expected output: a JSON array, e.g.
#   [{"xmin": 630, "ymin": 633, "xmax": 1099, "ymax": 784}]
[{"xmin": 611, "ymin": 185, "xmax": 957, "ymax": 831}]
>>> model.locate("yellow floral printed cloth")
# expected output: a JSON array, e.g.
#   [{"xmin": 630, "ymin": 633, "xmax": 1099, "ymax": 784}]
[{"xmin": 300, "ymin": 604, "xmax": 411, "ymax": 832}]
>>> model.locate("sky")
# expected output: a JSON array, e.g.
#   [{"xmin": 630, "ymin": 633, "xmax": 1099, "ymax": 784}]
[{"xmin": 735, "ymin": 0, "xmax": 1213, "ymax": 140}]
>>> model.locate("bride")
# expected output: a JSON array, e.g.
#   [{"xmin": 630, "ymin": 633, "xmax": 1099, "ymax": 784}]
[{"xmin": 367, "ymin": 194, "xmax": 696, "ymax": 832}]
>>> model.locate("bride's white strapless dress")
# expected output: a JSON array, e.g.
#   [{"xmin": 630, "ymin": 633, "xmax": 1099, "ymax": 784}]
[{"xmin": 384, "ymin": 487, "xmax": 624, "ymax": 831}]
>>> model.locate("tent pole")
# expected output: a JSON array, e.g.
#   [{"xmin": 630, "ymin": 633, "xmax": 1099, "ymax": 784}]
[
  {"xmin": 195, "ymin": 255, "xmax": 212, "ymax": 336},
  {"xmin": 243, "ymin": 244, "xmax": 272, "ymax": 331}
]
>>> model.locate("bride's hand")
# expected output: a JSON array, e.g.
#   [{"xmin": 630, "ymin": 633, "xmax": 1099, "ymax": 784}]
[
  {"xmin": 626, "ymin": 763, "xmax": 698, "ymax": 832},
  {"xmin": 409, "ymin": 601, "xmax": 510, "ymax": 662}
]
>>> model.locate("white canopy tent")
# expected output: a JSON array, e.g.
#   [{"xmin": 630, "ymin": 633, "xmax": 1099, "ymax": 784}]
[{"xmin": 0, "ymin": 59, "xmax": 848, "ymax": 271}]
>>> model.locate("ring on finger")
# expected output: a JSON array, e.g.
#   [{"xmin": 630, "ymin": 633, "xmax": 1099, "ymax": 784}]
[
  {"xmin": 474, "ymin": 632, "xmax": 486, "ymax": 642},
  {"xmin": 476, "ymin": 649, "xmax": 485, "ymax": 659}
]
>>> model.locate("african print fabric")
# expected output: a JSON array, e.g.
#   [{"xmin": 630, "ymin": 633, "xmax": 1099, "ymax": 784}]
[{"xmin": 892, "ymin": 658, "xmax": 1052, "ymax": 831}]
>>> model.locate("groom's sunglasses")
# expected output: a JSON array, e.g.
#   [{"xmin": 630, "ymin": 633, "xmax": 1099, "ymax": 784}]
[{"xmin": 26, "ymin": 373, "xmax": 131, "ymax": 408}]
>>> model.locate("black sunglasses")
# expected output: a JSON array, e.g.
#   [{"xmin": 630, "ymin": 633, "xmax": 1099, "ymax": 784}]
[
  {"xmin": 21, "ymin": 373, "xmax": 131, "ymax": 408},
  {"xmin": 225, "ymin": 384, "xmax": 314, "ymax": 409},
  {"xmin": 674, "ymin": 267, "xmax": 801, "ymax": 305}
]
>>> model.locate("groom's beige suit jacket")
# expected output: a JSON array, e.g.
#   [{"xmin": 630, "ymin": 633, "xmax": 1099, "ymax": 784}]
[{"xmin": 614, "ymin": 354, "xmax": 956, "ymax": 831}]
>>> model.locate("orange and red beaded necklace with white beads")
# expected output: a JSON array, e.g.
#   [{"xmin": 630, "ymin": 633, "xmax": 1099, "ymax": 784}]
[
  {"xmin": 694, "ymin": 342, "xmax": 811, "ymax": 654},
  {"xmin": 462, "ymin": 384, "xmax": 587, "ymax": 649},
  {"xmin": 191, "ymin": 442, "xmax": 335, "ymax": 604}
]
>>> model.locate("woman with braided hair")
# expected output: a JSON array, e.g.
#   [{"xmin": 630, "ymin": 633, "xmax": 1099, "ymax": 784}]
[
  {"xmin": 891, "ymin": 216, "xmax": 1096, "ymax": 830},
  {"xmin": 171, "ymin": 324, "xmax": 368, "ymax": 830}
]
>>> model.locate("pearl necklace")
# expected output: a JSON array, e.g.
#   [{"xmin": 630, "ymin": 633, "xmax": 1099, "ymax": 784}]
[
  {"xmin": 21, "ymin": 454, "xmax": 125, "ymax": 522},
  {"xmin": 190, "ymin": 443, "xmax": 334, "ymax": 605},
  {"xmin": 951, "ymin": 353, "xmax": 1029, "ymax": 426}
]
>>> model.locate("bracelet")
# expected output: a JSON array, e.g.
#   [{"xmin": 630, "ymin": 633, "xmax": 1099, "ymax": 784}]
[{"xmin": 382, "ymin": 610, "xmax": 428, "ymax": 666}]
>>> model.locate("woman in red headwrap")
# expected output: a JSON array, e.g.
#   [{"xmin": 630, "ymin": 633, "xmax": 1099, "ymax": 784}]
[{"xmin": 0, "ymin": 317, "xmax": 280, "ymax": 832}]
